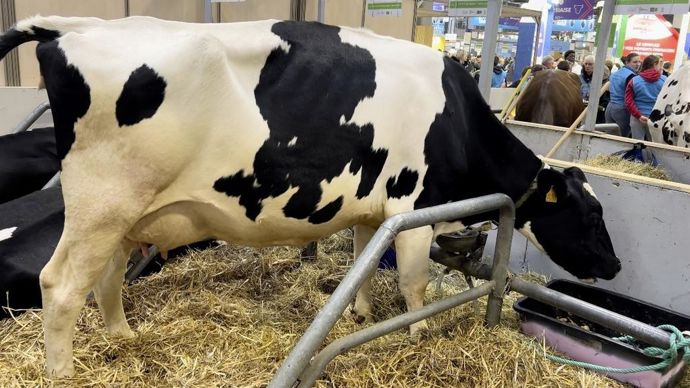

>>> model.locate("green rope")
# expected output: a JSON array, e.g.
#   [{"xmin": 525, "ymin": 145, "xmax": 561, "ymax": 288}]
[{"xmin": 543, "ymin": 325, "xmax": 690, "ymax": 374}]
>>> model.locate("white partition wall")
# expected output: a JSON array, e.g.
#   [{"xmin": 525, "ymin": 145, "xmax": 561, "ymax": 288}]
[{"xmin": 482, "ymin": 159, "xmax": 690, "ymax": 316}]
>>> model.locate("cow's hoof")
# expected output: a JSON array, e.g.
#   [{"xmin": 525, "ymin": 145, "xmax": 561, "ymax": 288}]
[
  {"xmin": 409, "ymin": 320, "xmax": 430, "ymax": 342},
  {"xmin": 46, "ymin": 364, "xmax": 75, "ymax": 378},
  {"xmin": 113, "ymin": 328, "xmax": 136, "ymax": 339},
  {"xmin": 107, "ymin": 323, "xmax": 135, "ymax": 339},
  {"xmin": 349, "ymin": 308, "xmax": 372, "ymax": 325}
]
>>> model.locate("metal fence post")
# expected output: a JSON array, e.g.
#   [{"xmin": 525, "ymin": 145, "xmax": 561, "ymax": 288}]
[{"xmin": 485, "ymin": 199, "xmax": 515, "ymax": 327}]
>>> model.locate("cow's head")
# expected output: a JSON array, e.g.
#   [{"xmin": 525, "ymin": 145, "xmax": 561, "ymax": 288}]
[{"xmin": 517, "ymin": 167, "xmax": 621, "ymax": 282}]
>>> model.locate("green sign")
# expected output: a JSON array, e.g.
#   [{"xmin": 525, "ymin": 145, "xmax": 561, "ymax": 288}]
[
  {"xmin": 367, "ymin": 0, "xmax": 403, "ymax": 16},
  {"xmin": 448, "ymin": 1, "xmax": 488, "ymax": 17}
]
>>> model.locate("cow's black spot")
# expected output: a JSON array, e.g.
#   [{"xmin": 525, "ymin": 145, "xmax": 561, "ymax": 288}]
[
  {"xmin": 308, "ymin": 196, "xmax": 344, "ymax": 224},
  {"xmin": 650, "ymin": 109, "xmax": 664, "ymax": 122},
  {"xmin": 662, "ymin": 123, "xmax": 671, "ymax": 143},
  {"xmin": 215, "ymin": 21, "xmax": 385, "ymax": 224},
  {"xmin": 116, "ymin": 65, "xmax": 166, "ymax": 127},
  {"xmin": 670, "ymin": 79, "xmax": 679, "ymax": 86},
  {"xmin": 680, "ymin": 120, "xmax": 684, "ymax": 127},
  {"xmin": 36, "ymin": 41, "xmax": 90, "ymax": 160},
  {"xmin": 662, "ymin": 94, "xmax": 667, "ymax": 99},
  {"xmin": 654, "ymin": 123, "xmax": 659, "ymax": 128},
  {"xmin": 213, "ymin": 170, "xmax": 262, "ymax": 220},
  {"xmin": 386, "ymin": 168, "xmax": 419, "ymax": 198}
]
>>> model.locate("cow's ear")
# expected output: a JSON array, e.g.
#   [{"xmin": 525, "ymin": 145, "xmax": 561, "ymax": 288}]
[
  {"xmin": 563, "ymin": 167, "xmax": 588, "ymax": 182},
  {"xmin": 536, "ymin": 169, "xmax": 568, "ymax": 204}
]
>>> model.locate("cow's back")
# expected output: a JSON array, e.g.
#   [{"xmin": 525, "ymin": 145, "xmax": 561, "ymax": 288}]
[{"xmin": 516, "ymin": 70, "xmax": 584, "ymax": 127}]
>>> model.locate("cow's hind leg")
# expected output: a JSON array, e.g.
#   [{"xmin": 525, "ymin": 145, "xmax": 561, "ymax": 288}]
[
  {"xmin": 92, "ymin": 241, "xmax": 135, "ymax": 338},
  {"xmin": 40, "ymin": 230, "xmax": 127, "ymax": 377},
  {"xmin": 352, "ymin": 225, "xmax": 376, "ymax": 324},
  {"xmin": 395, "ymin": 226, "xmax": 433, "ymax": 337}
]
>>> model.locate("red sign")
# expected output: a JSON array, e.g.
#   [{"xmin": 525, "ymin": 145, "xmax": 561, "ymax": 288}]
[{"xmin": 622, "ymin": 15, "xmax": 679, "ymax": 61}]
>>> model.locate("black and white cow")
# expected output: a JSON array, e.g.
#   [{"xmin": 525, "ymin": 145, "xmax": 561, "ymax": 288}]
[
  {"xmin": 0, "ymin": 16, "xmax": 620, "ymax": 377},
  {"xmin": 649, "ymin": 63, "xmax": 690, "ymax": 147},
  {"xmin": 0, "ymin": 187, "xmax": 63, "ymax": 318},
  {"xmin": 0, "ymin": 126, "xmax": 59, "ymax": 203}
]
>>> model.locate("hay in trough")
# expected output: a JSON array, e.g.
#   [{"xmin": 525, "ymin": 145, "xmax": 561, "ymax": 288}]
[
  {"xmin": 1, "ymin": 231, "xmax": 680, "ymax": 387},
  {"xmin": 581, "ymin": 154, "xmax": 671, "ymax": 181}
]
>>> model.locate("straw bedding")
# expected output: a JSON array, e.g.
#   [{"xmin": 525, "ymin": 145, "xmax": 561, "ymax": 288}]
[
  {"xmin": 1, "ymin": 231, "xmax": 684, "ymax": 387},
  {"xmin": 580, "ymin": 154, "xmax": 671, "ymax": 181}
]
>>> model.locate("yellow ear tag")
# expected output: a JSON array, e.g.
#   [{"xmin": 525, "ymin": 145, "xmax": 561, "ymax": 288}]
[{"xmin": 546, "ymin": 186, "xmax": 558, "ymax": 203}]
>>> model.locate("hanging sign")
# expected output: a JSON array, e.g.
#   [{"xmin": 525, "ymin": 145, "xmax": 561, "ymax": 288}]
[
  {"xmin": 553, "ymin": 0, "xmax": 595, "ymax": 20},
  {"xmin": 614, "ymin": 0, "xmax": 689, "ymax": 15},
  {"xmin": 367, "ymin": 0, "xmax": 403, "ymax": 17},
  {"xmin": 448, "ymin": 1, "xmax": 488, "ymax": 17},
  {"xmin": 622, "ymin": 15, "xmax": 679, "ymax": 61}
]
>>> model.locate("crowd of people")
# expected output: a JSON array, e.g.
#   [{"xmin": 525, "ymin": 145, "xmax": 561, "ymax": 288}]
[{"xmin": 449, "ymin": 49, "xmax": 673, "ymax": 140}]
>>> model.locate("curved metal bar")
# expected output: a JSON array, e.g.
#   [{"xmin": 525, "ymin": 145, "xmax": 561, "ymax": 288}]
[
  {"xmin": 11, "ymin": 101, "xmax": 50, "ymax": 134},
  {"xmin": 297, "ymin": 281, "xmax": 495, "ymax": 387},
  {"xmin": 268, "ymin": 193, "xmax": 516, "ymax": 388}
]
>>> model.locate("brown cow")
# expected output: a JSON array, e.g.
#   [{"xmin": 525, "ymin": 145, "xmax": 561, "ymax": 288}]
[{"xmin": 516, "ymin": 70, "xmax": 584, "ymax": 127}]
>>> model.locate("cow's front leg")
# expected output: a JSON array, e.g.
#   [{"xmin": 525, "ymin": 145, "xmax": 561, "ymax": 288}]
[
  {"xmin": 92, "ymin": 242, "xmax": 135, "ymax": 338},
  {"xmin": 395, "ymin": 226, "xmax": 433, "ymax": 337},
  {"xmin": 352, "ymin": 225, "xmax": 376, "ymax": 324},
  {"xmin": 40, "ymin": 233, "xmax": 124, "ymax": 377}
]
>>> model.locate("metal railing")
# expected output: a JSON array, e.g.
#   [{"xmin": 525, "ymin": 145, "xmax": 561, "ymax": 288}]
[
  {"xmin": 11, "ymin": 101, "xmax": 50, "ymax": 134},
  {"xmin": 269, "ymin": 193, "xmax": 516, "ymax": 388}
]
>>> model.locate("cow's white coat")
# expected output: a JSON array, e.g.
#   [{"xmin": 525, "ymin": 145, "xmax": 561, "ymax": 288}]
[{"xmin": 0, "ymin": 226, "xmax": 17, "ymax": 242}]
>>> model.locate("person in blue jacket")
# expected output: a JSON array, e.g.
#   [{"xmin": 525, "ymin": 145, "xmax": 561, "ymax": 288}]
[
  {"xmin": 491, "ymin": 56, "xmax": 507, "ymax": 88},
  {"xmin": 625, "ymin": 55, "xmax": 666, "ymax": 141},
  {"xmin": 605, "ymin": 52, "xmax": 641, "ymax": 137}
]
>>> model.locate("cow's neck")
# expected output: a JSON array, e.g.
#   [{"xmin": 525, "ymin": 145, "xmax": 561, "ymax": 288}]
[
  {"xmin": 415, "ymin": 59, "xmax": 543, "ymax": 227},
  {"xmin": 465, "ymin": 120, "xmax": 543, "ymax": 212}
]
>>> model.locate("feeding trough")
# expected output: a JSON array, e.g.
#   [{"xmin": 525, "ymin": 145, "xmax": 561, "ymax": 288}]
[{"xmin": 514, "ymin": 279, "xmax": 690, "ymax": 388}]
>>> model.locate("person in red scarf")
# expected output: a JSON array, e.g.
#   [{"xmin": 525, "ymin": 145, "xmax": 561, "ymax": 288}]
[{"xmin": 624, "ymin": 55, "xmax": 666, "ymax": 140}]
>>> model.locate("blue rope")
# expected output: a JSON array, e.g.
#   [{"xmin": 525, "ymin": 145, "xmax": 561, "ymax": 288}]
[{"xmin": 543, "ymin": 325, "xmax": 690, "ymax": 374}]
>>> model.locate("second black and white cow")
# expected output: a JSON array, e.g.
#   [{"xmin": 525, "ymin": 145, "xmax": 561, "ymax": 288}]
[
  {"xmin": 649, "ymin": 63, "xmax": 690, "ymax": 147},
  {"xmin": 0, "ymin": 127, "xmax": 59, "ymax": 203},
  {"xmin": 0, "ymin": 16, "xmax": 621, "ymax": 377}
]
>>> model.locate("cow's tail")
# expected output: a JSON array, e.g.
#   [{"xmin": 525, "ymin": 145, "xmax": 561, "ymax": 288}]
[{"xmin": 0, "ymin": 18, "xmax": 61, "ymax": 60}]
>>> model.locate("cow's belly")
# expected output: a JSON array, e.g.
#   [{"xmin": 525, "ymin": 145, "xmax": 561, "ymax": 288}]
[{"xmin": 126, "ymin": 195, "xmax": 384, "ymax": 250}]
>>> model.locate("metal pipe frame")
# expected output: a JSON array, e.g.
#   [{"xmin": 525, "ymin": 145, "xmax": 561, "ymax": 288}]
[
  {"xmin": 297, "ymin": 281, "xmax": 496, "ymax": 387},
  {"xmin": 317, "ymin": 0, "xmax": 325, "ymax": 23},
  {"xmin": 11, "ymin": 101, "xmax": 50, "ymax": 134},
  {"xmin": 583, "ymin": 0, "xmax": 615, "ymax": 132},
  {"xmin": 268, "ymin": 193, "xmax": 516, "ymax": 388},
  {"xmin": 594, "ymin": 123, "xmax": 620, "ymax": 132},
  {"xmin": 477, "ymin": 0, "xmax": 503, "ymax": 102},
  {"xmin": 510, "ymin": 278, "xmax": 671, "ymax": 349}
]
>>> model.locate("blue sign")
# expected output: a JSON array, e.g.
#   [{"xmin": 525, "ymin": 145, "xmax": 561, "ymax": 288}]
[
  {"xmin": 468, "ymin": 16, "xmax": 521, "ymax": 31},
  {"xmin": 432, "ymin": 2, "xmax": 445, "ymax": 11},
  {"xmin": 553, "ymin": 0, "xmax": 594, "ymax": 20},
  {"xmin": 551, "ymin": 18, "xmax": 595, "ymax": 33}
]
